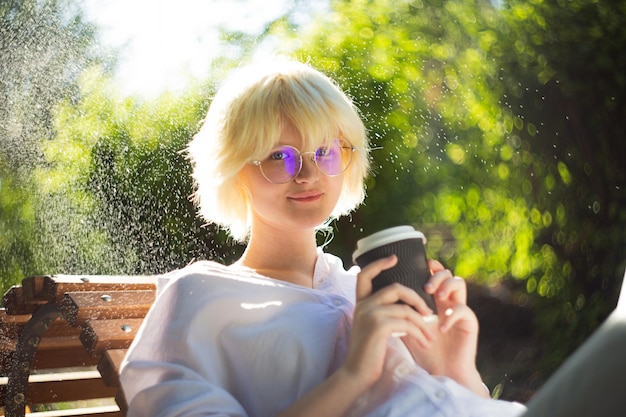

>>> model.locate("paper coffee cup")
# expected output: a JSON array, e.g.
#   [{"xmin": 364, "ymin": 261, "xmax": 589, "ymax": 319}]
[{"xmin": 353, "ymin": 225, "xmax": 436, "ymax": 311}]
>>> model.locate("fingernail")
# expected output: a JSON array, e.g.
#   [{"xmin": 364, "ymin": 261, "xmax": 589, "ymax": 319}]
[{"xmin": 423, "ymin": 315, "xmax": 438, "ymax": 325}]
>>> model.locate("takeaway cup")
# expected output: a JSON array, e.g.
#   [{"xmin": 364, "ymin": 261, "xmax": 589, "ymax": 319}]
[{"xmin": 353, "ymin": 225, "xmax": 436, "ymax": 311}]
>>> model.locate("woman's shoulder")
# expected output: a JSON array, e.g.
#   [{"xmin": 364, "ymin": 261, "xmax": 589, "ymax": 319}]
[
  {"xmin": 157, "ymin": 260, "xmax": 283, "ymax": 295},
  {"xmin": 315, "ymin": 250, "xmax": 359, "ymax": 302}
]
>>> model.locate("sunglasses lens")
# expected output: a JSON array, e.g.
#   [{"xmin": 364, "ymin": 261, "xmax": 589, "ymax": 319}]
[
  {"xmin": 316, "ymin": 139, "xmax": 353, "ymax": 176},
  {"xmin": 259, "ymin": 146, "xmax": 301, "ymax": 183}
]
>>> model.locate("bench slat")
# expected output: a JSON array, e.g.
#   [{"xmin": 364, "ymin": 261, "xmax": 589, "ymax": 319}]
[
  {"xmin": 2, "ymin": 342, "xmax": 100, "ymax": 373},
  {"xmin": 98, "ymin": 350, "xmax": 127, "ymax": 388},
  {"xmin": 22, "ymin": 276, "xmax": 157, "ymax": 305},
  {"xmin": 3, "ymin": 333, "xmax": 86, "ymax": 354},
  {"xmin": 2, "ymin": 286, "xmax": 46, "ymax": 315},
  {"xmin": 1, "ymin": 370, "xmax": 117, "ymax": 407},
  {"xmin": 34, "ymin": 346, "xmax": 101, "ymax": 370},
  {"xmin": 2, "ymin": 310, "xmax": 82, "ymax": 339},
  {"xmin": 4, "ymin": 404, "xmax": 122, "ymax": 417},
  {"xmin": 81, "ymin": 319, "xmax": 142, "ymax": 356},
  {"xmin": 0, "ymin": 310, "xmax": 31, "ymax": 337},
  {"xmin": 27, "ymin": 374, "xmax": 117, "ymax": 404},
  {"xmin": 1, "ymin": 310, "xmax": 91, "ymax": 374},
  {"xmin": 99, "ymin": 349, "xmax": 131, "ymax": 415},
  {"xmin": 21, "ymin": 275, "xmax": 49, "ymax": 304},
  {"xmin": 61, "ymin": 291, "xmax": 155, "ymax": 327}
]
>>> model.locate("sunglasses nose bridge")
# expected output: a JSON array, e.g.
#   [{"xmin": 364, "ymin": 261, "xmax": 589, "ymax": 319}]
[
  {"xmin": 294, "ymin": 151, "xmax": 320, "ymax": 181},
  {"xmin": 299, "ymin": 150, "xmax": 317, "ymax": 162},
  {"xmin": 302, "ymin": 151, "xmax": 322, "ymax": 175}
]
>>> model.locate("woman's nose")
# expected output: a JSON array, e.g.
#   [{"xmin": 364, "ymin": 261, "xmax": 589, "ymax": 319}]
[{"xmin": 294, "ymin": 156, "xmax": 318, "ymax": 183}]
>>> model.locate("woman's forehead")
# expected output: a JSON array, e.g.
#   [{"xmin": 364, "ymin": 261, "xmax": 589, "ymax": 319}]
[
  {"xmin": 272, "ymin": 120, "xmax": 339, "ymax": 147},
  {"xmin": 270, "ymin": 136, "xmax": 338, "ymax": 151}
]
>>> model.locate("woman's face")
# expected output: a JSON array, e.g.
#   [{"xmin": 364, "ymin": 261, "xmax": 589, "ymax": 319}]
[{"xmin": 240, "ymin": 123, "xmax": 344, "ymax": 237}]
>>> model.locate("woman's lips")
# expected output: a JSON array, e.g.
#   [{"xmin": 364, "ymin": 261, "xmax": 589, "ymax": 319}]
[{"xmin": 288, "ymin": 191, "xmax": 323, "ymax": 202}]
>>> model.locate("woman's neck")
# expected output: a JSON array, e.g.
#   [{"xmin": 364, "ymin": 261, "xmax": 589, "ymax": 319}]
[{"xmin": 237, "ymin": 226, "xmax": 320, "ymax": 288}]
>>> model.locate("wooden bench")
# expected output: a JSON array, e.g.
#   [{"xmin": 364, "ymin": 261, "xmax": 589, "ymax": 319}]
[{"xmin": 1, "ymin": 275, "xmax": 158, "ymax": 417}]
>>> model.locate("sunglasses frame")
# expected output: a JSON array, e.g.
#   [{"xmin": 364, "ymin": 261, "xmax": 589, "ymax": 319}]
[{"xmin": 251, "ymin": 138, "xmax": 356, "ymax": 184}]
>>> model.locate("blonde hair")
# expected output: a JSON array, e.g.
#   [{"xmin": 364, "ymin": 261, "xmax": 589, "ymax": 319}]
[{"xmin": 187, "ymin": 59, "xmax": 370, "ymax": 241}]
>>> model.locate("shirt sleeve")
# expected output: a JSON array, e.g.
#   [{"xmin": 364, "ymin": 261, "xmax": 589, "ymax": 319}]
[
  {"xmin": 120, "ymin": 269, "xmax": 248, "ymax": 417},
  {"xmin": 123, "ymin": 362, "xmax": 248, "ymax": 417}
]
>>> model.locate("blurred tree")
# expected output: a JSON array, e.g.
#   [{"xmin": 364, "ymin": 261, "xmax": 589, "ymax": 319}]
[
  {"xmin": 285, "ymin": 0, "xmax": 542, "ymax": 398},
  {"xmin": 495, "ymin": 0, "xmax": 626, "ymax": 370},
  {"xmin": 291, "ymin": 0, "xmax": 536, "ymax": 284},
  {"xmin": 41, "ymin": 68, "xmax": 244, "ymax": 276},
  {"xmin": 281, "ymin": 0, "xmax": 625, "ymax": 397},
  {"xmin": 0, "ymin": 0, "xmax": 101, "ymax": 292}
]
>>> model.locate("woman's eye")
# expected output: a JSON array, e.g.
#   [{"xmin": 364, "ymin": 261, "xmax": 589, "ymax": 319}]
[
  {"xmin": 269, "ymin": 151, "xmax": 287, "ymax": 161},
  {"xmin": 316, "ymin": 146, "xmax": 331, "ymax": 157}
]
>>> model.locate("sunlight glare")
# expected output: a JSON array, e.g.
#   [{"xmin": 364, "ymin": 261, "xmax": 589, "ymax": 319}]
[{"xmin": 83, "ymin": 0, "xmax": 292, "ymax": 97}]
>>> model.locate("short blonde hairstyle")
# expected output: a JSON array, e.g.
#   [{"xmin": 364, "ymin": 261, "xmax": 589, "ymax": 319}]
[{"xmin": 187, "ymin": 59, "xmax": 370, "ymax": 241}]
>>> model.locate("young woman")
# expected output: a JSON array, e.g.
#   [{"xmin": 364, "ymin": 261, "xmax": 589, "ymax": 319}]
[{"xmin": 119, "ymin": 59, "xmax": 625, "ymax": 417}]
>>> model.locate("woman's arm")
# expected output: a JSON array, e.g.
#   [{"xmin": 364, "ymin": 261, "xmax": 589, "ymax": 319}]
[{"xmin": 277, "ymin": 255, "xmax": 437, "ymax": 416}]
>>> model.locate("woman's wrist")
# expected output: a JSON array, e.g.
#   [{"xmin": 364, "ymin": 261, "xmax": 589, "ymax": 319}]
[
  {"xmin": 335, "ymin": 364, "xmax": 379, "ymax": 395},
  {"xmin": 449, "ymin": 368, "xmax": 490, "ymax": 398},
  {"xmin": 276, "ymin": 366, "xmax": 375, "ymax": 417}
]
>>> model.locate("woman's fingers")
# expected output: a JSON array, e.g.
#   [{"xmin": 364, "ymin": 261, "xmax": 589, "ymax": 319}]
[
  {"xmin": 356, "ymin": 255, "xmax": 434, "ymax": 315},
  {"xmin": 438, "ymin": 304, "xmax": 478, "ymax": 333},
  {"xmin": 428, "ymin": 259, "xmax": 446, "ymax": 273},
  {"xmin": 356, "ymin": 255, "xmax": 397, "ymax": 301},
  {"xmin": 374, "ymin": 283, "xmax": 434, "ymax": 316},
  {"xmin": 424, "ymin": 270, "xmax": 467, "ymax": 304},
  {"xmin": 355, "ymin": 255, "xmax": 451, "ymax": 347},
  {"xmin": 356, "ymin": 302, "xmax": 437, "ymax": 347}
]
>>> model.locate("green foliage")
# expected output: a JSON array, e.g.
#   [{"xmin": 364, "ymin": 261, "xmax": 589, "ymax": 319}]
[
  {"xmin": 495, "ymin": 0, "xmax": 626, "ymax": 366},
  {"xmin": 288, "ymin": 0, "xmax": 625, "ymax": 381},
  {"xmin": 0, "ymin": 0, "xmax": 98, "ymax": 169},
  {"xmin": 40, "ymin": 68, "xmax": 243, "ymax": 275},
  {"xmin": 0, "ymin": 0, "xmax": 100, "ymax": 291},
  {"xmin": 0, "ymin": 162, "xmax": 36, "ymax": 294},
  {"xmin": 294, "ymin": 0, "xmax": 539, "ymax": 284}
]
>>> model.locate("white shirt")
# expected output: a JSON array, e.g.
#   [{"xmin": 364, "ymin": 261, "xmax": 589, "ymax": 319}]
[{"xmin": 120, "ymin": 250, "xmax": 526, "ymax": 417}]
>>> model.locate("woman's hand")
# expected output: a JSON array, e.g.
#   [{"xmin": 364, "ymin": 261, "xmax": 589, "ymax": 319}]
[
  {"xmin": 401, "ymin": 260, "xmax": 488, "ymax": 397},
  {"xmin": 340, "ymin": 255, "xmax": 436, "ymax": 389},
  {"xmin": 277, "ymin": 257, "xmax": 487, "ymax": 417}
]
